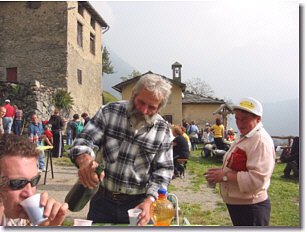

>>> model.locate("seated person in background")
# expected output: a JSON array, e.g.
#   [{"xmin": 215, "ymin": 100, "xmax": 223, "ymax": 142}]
[
  {"xmin": 171, "ymin": 125, "xmax": 190, "ymax": 177},
  {"xmin": 226, "ymin": 128, "xmax": 236, "ymax": 142},
  {"xmin": 202, "ymin": 127, "xmax": 214, "ymax": 145},
  {"xmin": 0, "ymin": 134, "xmax": 68, "ymax": 226},
  {"xmin": 281, "ymin": 136, "xmax": 299, "ymax": 178},
  {"xmin": 42, "ymin": 124, "xmax": 53, "ymax": 146}
]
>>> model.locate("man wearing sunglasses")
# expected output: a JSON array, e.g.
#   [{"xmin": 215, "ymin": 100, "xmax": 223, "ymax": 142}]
[{"xmin": 0, "ymin": 134, "xmax": 68, "ymax": 226}]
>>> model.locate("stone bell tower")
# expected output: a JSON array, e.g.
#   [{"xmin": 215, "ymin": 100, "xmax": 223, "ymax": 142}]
[{"xmin": 171, "ymin": 61, "xmax": 182, "ymax": 82}]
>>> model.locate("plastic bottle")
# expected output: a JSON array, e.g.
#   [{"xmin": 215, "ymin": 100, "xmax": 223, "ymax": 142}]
[
  {"xmin": 65, "ymin": 163, "xmax": 105, "ymax": 212},
  {"xmin": 150, "ymin": 188, "xmax": 175, "ymax": 226},
  {"xmin": 33, "ymin": 133, "xmax": 39, "ymax": 145},
  {"xmin": 29, "ymin": 133, "xmax": 34, "ymax": 143}
]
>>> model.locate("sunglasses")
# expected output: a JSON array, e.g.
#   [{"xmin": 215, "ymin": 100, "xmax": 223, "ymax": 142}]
[{"xmin": 0, "ymin": 174, "xmax": 41, "ymax": 190}]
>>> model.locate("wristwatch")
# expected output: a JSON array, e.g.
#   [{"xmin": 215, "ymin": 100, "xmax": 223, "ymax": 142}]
[{"xmin": 222, "ymin": 174, "xmax": 228, "ymax": 182}]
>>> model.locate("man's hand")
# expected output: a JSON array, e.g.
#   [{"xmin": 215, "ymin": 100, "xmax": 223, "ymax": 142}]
[
  {"xmin": 39, "ymin": 192, "xmax": 68, "ymax": 226},
  {"xmin": 134, "ymin": 198, "xmax": 153, "ymax": 226},
  {"xmin": 76, "ymin": 154, "xmax": 105, "ymax": 188}
]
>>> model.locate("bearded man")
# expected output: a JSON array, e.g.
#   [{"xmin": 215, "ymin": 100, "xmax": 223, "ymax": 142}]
[{"xmin": 69, "ymin": 73, "xmax": 173, "ymax": 225}]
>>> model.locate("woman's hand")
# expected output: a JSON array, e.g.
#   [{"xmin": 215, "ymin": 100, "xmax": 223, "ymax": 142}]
[{"xmin": 204, "ymin": 168, "xmax": 223, "ymax": 183}]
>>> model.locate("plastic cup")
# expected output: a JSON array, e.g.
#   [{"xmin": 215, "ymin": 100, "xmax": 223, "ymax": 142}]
[
  {"xmin": 20, "ymin": 193, "xmax": 48, "ymax": 225},
  {"xmin": 204, "ymin": 174, "xmax": 216, "ymax": 188},
  {"xmin": 73, "ymin": 219, "xmax": 93, "ymax": 226},
  {"xmin": 207, "ymin": 181, "xmax": 216, "ymax": 188},
  {"xmin": 128, "ymin": 208, "xmax": 142, "ymax": 226}
]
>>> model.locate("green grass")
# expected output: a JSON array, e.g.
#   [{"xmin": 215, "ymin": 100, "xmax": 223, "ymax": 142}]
[
  {"xmin": 169, "ymin": 147, "xmax": 300, "ymax": 227},
  {"xmin": 53, "ymin": 145, "xmax": 74, "ymax": 166}
]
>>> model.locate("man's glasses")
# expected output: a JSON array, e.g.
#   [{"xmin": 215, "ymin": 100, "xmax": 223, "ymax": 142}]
[{"xmin": 0, "ymin": 174, "xmax": 41, "ymax": 190}]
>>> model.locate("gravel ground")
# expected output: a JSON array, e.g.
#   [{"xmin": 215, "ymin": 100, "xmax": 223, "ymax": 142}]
[{"xmin": 36, "ymin": 163, "xmax": 222, "ymax": 223}]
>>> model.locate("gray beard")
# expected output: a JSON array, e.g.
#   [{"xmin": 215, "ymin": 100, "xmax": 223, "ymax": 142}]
[{"xmin": 127, "ymin": 100, "xmax": 158, "ymax": 129}]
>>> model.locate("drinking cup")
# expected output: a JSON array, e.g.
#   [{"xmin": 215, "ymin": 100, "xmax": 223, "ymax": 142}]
[
  {"xmin": 207, "ymin": 181, "xmax": 216, "ymax": 188},
  {"xmin": 204, "ymin": 174, "xmax": 216, "ymax": 188},
  {"xmin": 128, "ymin": 208, "xmax": 142, "ymax": 226},
  {"xmin": 20, "ymin": 193, "xmax": 48, "ymax": 225},
  {"xmin": 73, "ymin": 218, "xmax": 93, "ymax": 226}
]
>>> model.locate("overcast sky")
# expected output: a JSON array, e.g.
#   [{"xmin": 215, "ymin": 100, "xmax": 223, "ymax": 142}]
[{"xmin": 90, "ymin": 1, "xmax": 299, "ymax": 104}]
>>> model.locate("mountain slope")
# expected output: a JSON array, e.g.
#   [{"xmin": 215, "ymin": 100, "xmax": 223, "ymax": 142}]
[{"xmin": 102, "ymin": 48, "xmax": 136, "ymax": 99}]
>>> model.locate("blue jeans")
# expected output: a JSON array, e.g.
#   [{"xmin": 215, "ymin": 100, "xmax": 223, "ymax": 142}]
[
  {"xmin": 13, "ymin": 120, "xmax": 23, "ymax": 135},
  {"xmin": 37, "ymin": 141, "xmax": 45, "ymax": 170},
  {"xmin": 66, "ymin": 130, "xmax": 72, "ymax": 145},
  {"xmin": 87, "ymin": 189, "xmax": 146, "ymax": 224},
  {"xmin": 2, "ymin": 117, "xmax": 13, "ymax": 134}
]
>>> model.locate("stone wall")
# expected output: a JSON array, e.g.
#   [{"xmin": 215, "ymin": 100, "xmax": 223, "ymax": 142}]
[
  {"xmin": 0, "ymin": 2, "xmax": 68, "ymax": 87},
  {"xmin": 0, "ymin": 1, "xmax": 103, "ymax": 118},
  {"xmin": 0, "ymin": 81, "xmax": 56, "ymax": 129}
]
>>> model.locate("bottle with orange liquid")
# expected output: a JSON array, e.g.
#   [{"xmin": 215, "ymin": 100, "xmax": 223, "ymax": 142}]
[{"xmin": 150, "ymin": 188, "xmax": 175, "ymax": 226}]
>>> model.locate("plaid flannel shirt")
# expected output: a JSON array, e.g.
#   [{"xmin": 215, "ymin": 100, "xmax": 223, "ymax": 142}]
[{"xmin": 69, "ymin": 101, "xmax": 174, "ymax": 198}]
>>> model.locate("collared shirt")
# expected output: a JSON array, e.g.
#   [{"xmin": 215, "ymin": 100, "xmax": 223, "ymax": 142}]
[
  {"xmin": 28, "ymin": 122, "xmax": 44, "ymax": 137},
  {"xmin": 70, "ymin": 101, "xmax": 174, "ymax": 199}
]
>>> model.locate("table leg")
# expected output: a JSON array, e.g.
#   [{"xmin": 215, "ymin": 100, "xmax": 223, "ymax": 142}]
[
  {"xmin": 44, "ymin": 150, "xmax": 50, "ymax": 185},
  {"xmin": 50, "ymin": 150, "xmax": 54, "ymax": 178}
]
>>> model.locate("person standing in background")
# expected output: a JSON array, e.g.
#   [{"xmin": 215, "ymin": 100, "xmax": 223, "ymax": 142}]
[
  {"xmin": 65, "ymin": 117, "xmax": 73, "ymax": 146},
  {"xmin": 13, "ymin": 105, "xmax": 23, "ymax": 136},
  {"xmin": 27, "ymin": 113, "xmax": 45, "ymax": 172},
  {"xmin": 81, "ymin": 112, "xmax": 90, "ymax": 126},
  {"xmin": 205, "ymin": 97, "xmax": 275, "ymax": 226},
  {"xmin": 48, "ymin": 109, "xmax": 64, "ymax": 158},
  {"xmin": 187, "ymin": 121, "xmax": 199, "ymax": 151},
  {"xmin": 211, "ymin": 118, "xmax": 225, "ymax": 150},
  {"xmin": 2, "ymin": 99, "xmax": 15, "ymax": 134}
]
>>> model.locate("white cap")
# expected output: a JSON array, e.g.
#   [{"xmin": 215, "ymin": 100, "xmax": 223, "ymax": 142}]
[
  {"xmin": 5, "ymin": 99, "xmax": 10, "ymax": 103},
  {"xmin": 232, "ymin": 97, "xmax": 263, "ymax": 117}
]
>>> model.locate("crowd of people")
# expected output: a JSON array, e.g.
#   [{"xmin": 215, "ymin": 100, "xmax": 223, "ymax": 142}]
[
  {"xmin": 0, "ymin": 98, "xmax": 90, "ymax": 149},
  {"xmin": 0, "ymin": 76, "xmax": 298, "ymax": 227},
  {"xmin": 181, "ymin": 117, "xmax": 236, "ymax": 156}
]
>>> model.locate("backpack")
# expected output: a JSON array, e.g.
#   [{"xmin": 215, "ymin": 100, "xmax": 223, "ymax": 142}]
[{"xmin": 75, "ymin": 121, "xmax": 84, "ymax": 135}]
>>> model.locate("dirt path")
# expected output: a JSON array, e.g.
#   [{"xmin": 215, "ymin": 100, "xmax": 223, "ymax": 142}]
[
  {"xmin": 169, "ymin": 173, "xmax": 223, "ymax": 211},
  {"xmin": 37, "ymin": 164, "xmax": 222, "ymax": 222}
]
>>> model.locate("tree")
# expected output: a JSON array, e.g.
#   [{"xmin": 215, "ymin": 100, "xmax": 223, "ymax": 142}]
[
  {"xmin": 102, "ymin": 46, "xmax": 114, "ymax": 75},
  {"xmin": 185, "ymin": 77, "xmax": 215, "ymax": 97},
  {"xmin": 120, "ymin": 69, "xmax": 141, "ymax": 81},
  {"xmin": 52, "ymin": 90, "xmax": 74, "ymax": 116}
]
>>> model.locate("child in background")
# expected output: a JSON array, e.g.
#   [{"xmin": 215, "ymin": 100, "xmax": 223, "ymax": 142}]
[{"xmin": 42, "ymin": 124, "xmax": 53, "ymax": 146}]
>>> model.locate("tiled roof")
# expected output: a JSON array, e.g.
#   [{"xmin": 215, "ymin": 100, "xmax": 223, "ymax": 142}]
[
  {"xmin": 182, "ymin": 91, "xmax": 225, "ymax": 104},
  {"xmin": 112, "ymin": 71, "xmax": 186, "ymax": 92}
]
